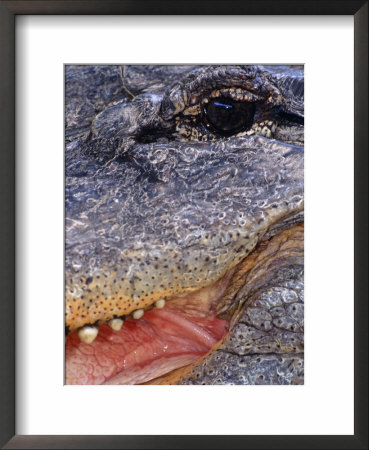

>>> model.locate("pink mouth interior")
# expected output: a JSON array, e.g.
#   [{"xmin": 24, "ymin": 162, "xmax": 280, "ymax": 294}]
[
  {"xmin": 66, "ymin": 309, "xmax": 227, "ymax": 385},
  {"xmin": 65, "ymin": 270, "xmax": 234, "ymax": 385}
]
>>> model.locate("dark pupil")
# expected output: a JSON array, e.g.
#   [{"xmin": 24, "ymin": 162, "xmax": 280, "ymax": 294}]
[{"xmin": 204, "ymin": 97, "xmax": 255, "ymax": 134}]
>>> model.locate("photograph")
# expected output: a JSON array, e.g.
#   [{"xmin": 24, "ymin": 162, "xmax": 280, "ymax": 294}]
[{"xmin": 65, "ymin": 64, "xmax": 304, "ymax": 385}]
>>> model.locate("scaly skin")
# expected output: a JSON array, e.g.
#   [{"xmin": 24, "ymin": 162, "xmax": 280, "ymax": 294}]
[
  {"xmin": 65, "ymin": 65, "xmax": 304, "ymax": 383},
  {"xmin": 178, "ymin": 224, "xmax": 304, "ymax": 384}
]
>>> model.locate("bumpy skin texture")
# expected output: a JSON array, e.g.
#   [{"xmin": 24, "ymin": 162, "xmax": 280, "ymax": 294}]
[
  {"xmin": 179, "ymin": 225, "xmax": 304, "ymax": 384},
  {"xmin": 65, "ymin": 65, "xmax": 304, "ymax": 384}
]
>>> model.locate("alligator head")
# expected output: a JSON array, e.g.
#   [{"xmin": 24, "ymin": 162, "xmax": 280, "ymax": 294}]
[{"xmin": 65, "ymin": 65, "xmax": 304, "ymax": 384}]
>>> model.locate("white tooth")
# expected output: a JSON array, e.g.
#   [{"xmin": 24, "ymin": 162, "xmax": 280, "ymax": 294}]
[
  {"xmin": 155, "ymin": 299, "xmax": 166, "ymax": 309},
  {"xmin": 261, "ymin": 126, "xmax": 271, "ymax": 138},
  {"xmin": 132, "ymin": 309, "xmax": 144, "ymax": 320},
  {"xmin": 108, "ymin": 318, "xmax": 124, "ymax": 331},
  {"xmin": 78, "ymin": 326, "xmax": 98, "ymax": 344}
]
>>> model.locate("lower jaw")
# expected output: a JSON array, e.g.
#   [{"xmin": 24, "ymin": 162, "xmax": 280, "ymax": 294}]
[
  {"xmin": 65, "ymin": 269, "xmax": 235, "ymax": 385},
  {"xmin": 102, "ymin": 310, "xmax": 227, "ymax": 385}
]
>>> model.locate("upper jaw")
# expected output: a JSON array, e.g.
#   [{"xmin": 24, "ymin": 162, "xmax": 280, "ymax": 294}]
[{"xmin": 65, "ymin": 135, "xmax": 303, "ymax": 332}]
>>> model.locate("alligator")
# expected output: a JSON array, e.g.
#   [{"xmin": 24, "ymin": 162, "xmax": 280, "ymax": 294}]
[{"xmin": 65, "ymin": 64, "xmax": 304, "ymax": 385}]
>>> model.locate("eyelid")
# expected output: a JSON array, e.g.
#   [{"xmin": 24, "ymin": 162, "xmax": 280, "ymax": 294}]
[
  {"xmin": 206, "ymin": 87, "xmax": 262, "ymax": 103},
  {"xmin": 161, "ymin": 65, "xmax": 266, "ymax": 120}
]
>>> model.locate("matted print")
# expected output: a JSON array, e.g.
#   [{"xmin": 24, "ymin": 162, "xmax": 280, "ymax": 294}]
[{"xmin": 65, "ymin": 65, "xmax": 304, "ymax": 385}]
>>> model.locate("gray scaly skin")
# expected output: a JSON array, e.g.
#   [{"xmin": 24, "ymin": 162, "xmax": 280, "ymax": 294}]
[
  {"xmin": 65, "ymin": 65, "xmax": 304, "ymax": 384},
  {"xmin": 179, "ymin": 224, "xmax": 304, "ymax": 384}
]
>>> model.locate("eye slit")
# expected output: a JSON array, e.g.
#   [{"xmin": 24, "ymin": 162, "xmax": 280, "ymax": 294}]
[{"xmin": 203, "ymin": 97, "xmax": 255, "ymax": 135}]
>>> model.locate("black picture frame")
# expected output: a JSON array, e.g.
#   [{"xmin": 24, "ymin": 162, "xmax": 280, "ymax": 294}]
[{"xmin": 0, "ymin": 1, "xmax": 367, "ymax": 449}]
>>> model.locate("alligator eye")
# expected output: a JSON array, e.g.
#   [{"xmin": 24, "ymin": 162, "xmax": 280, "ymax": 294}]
[{"xmin": 204, "ymin": 97, "xmax": 255, "ymax": 135}]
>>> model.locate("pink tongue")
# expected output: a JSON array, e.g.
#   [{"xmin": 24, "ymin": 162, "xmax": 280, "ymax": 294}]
[{"xmin": 65, "ymin": 309, "xmax": 227, "ymax": 385}]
